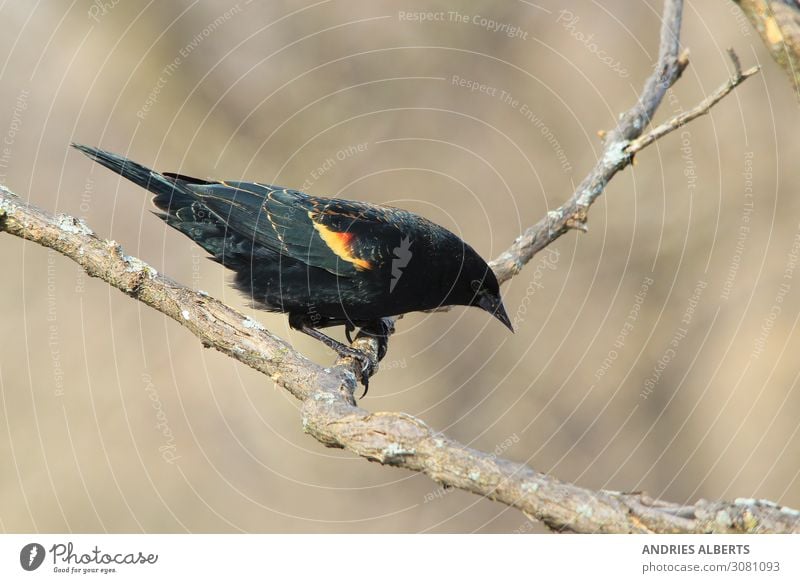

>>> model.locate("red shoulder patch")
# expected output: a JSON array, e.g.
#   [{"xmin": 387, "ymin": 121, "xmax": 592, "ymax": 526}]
[{"xmin": 312, "ymin": 220, "xmax": 372, "ymax": 270}]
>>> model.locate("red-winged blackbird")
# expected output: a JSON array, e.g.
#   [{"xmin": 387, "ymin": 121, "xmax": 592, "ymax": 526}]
[{"xmin": 73, "ymin": 144, "xmax": 512, "ymax": 390}]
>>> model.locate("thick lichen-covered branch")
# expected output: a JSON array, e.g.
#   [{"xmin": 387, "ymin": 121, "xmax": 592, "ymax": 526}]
[{"xmin": 3, "ymin": 184, "xmax": 798, "ymax": 532}]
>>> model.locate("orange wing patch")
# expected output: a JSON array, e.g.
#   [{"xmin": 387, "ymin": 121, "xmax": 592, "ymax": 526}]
[{"xmin": 312, "ymin": 221, "xmax": 372, "ymax": 270}]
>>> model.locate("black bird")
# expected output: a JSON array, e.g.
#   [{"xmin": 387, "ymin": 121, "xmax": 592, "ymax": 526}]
[{"xmin": 73, "ymin": 144, "xmax": 512, "ymax": 390}]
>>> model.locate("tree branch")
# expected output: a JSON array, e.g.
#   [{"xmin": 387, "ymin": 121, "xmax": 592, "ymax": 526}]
[
  {"xmin": 733, "ymin": 0, "xmax": 800, "ymax": 95},
  {"xmin": 627, "ymin": 50, "xmax": 759, "ymax": 153},
  {"xmin": 489, "ymin": 1, "xmax": 687, "ymax": 285},
  {"xmin": 1, "ymin": 0, "xmax": 795, "ymax": 533},
  {"xmin": 1, "ymin": 184, "xmax": 798, "ymax": 533}
]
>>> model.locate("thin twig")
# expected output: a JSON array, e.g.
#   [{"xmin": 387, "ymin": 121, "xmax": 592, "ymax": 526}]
[
  {"xmin": 354, "ymin": 1, "xmax": 691, "ymax": 361},
  {"xmin": 627, "ymin": 51, "xmax": 760, "ymax": 153},
  {"xmin": 487, "ymin": 0, "xmax": 686, "ymax": 285}
]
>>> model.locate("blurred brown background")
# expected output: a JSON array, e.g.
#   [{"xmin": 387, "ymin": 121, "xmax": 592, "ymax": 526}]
[{"xmin": 0, "ymin": 0, "xmax": 798, "ymax": 533}]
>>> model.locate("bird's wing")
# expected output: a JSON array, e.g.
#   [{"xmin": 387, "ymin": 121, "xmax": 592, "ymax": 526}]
[{"xmin": 181, "ymin": 179, "xmax": 406, "ymax": 277}]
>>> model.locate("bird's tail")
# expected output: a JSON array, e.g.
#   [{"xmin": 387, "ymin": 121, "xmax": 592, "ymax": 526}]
[
  {"xmin": 71, "ymin": 144, "xmax": 196, "ymax": 209},
  {"xmin": 72, "ymin": 143, "xmax": 243, "ymax": 263}
]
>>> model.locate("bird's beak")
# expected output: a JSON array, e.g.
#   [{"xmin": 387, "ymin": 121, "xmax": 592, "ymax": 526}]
[{"xmin": 479, "ymin": 294, "xmax": 514, "ymax": 333}]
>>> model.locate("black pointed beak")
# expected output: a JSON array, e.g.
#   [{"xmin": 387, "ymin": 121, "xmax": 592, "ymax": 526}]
[{"xmin": 478, "ymin": 294, "xmax": 514, "ymax": 333}]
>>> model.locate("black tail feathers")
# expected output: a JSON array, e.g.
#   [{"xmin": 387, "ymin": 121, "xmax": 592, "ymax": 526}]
[
  {"xmin": 72, "ymin": 144, "xmax": 240, "ymax": 260},
  {"xmin": 71, "ymin": 144, "xmax": 196, "ymax": 211}
]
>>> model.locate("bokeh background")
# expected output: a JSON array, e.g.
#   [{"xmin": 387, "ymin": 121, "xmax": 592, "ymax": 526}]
[{"xmin": 0, "ymin": 0, "xmax": 798, "ymax": 533}]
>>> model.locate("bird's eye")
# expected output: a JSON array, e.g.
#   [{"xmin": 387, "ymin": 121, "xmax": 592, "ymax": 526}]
[{"xmin": 470, "ymin": 279, "xmax": 482, "ymax": 293}]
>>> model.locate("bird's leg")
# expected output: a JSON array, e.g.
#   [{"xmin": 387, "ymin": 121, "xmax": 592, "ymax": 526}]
[
  {"xmin": 344, "ymin": 321, "xmax": 356, "ymax": 344},
  {"xmin": 288, "ymin": 314, "xmax": 376, "ymax": 394}
]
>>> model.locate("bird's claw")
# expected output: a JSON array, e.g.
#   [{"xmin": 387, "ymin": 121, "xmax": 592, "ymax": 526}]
[
  {"xmin": 335, "ymin": 345, "xmax": 377, "ymax": 398},
  {"xmin": 341, "ymin": 319, "xmax": 391, "ymax": 396},
  {"xmin": 347, "ymin": 348, "xmax": 378, "ymax": 399},
  {"xmin": 357, "ymin": 318, "xmax": 392, "ymax": 361},
  {"xmin": 352, "ymin": 351, "xmax": 377, "ymax": 398}
]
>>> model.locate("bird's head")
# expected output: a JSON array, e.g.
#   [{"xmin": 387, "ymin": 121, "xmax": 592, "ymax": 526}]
[
  {"xmin": 452, "ymin": 250, "xmax": 512, "ymax": 332},
  {"xmin": 469, "ymin": 269, "xmax": 513, "ymax": 332}
]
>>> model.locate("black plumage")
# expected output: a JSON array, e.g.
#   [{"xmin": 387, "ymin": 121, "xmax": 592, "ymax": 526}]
[{"xmin": 73, "ymin": 144, "xmax": 512, "ymax": 390}]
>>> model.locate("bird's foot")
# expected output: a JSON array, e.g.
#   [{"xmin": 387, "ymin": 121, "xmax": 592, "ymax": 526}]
[
  {"xmin": 356, "ymin": 318, "xmax": 393, "ymax": 362},
  {"xmin": 328, "ymin": 343, "xmax": 377, "ymax": 397},
  {"xmin": 289, "ymin": 314, "xmax": 385, "ymax": 398}
]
